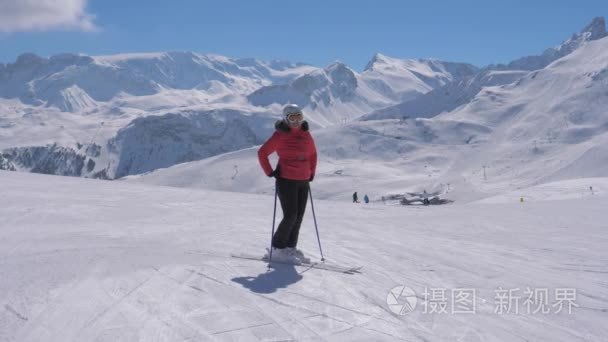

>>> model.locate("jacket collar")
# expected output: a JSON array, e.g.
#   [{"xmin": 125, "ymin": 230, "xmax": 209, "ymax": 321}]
[{"xmin": 275, "ymin": 119, "xmax": 309, "ymax": 132}]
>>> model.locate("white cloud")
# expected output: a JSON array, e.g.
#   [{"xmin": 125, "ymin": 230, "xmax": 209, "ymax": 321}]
[{"xmin": 0, "ymin": 0, "xmax": 97, "ymax": 33}]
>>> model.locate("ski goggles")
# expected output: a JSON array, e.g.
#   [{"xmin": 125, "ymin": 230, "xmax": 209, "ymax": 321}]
[{"xmin": 286, "ymin": 113, "xmax": 304, "ymax": 124}]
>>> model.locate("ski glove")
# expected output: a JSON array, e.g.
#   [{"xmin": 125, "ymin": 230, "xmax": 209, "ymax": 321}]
[
  {"xmin": 309, "ymin": 174, "xmax": 314, "ymax": 182},
  {"xmin": 269, "ymin": 168, "xmax": 280, "ymax": 178}
]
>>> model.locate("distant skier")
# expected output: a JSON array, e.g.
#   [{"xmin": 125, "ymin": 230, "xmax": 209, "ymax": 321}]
[
  {"xmin": 258, "ymin": 104, "xmax": 317, "ymax": 261},
  {"xmin": 364, "ymin": 194, "xmax": 369, "ymax": 204},
  {"xmin": 353, "ymin": 192, "xmax": 359, "ymax": 203}
]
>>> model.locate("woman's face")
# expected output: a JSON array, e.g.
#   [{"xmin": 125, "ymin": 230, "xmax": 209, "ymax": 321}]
[{"xmin": 286, "ymin": 113, "xmax": 304, "ymax": 128}]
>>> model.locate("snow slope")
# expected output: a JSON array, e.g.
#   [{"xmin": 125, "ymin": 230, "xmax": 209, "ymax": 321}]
[
  {"xmin": 125, "ymin": 118, "xmax": 489, "ymax": 202},
  {"xmin": 0, "ymin": 52, "xmax": 316, "ymax": 111},
  {"xmin": 361, "ymin": 54, "xmax": 478, "ymax": 101},
  {"xmin": 0, "ymin": 52, "xmax": 317, "ymax": 164},
  {"xmin": 248, "ymin": 58, "xmax": 477, "ymax": 126},
  {"xmin": 474, "ymin": 177, "xmax": 607, "ymax": 203},
  {"xmin": 362, "ymin": 69, "xmax": 528, "ymax": 121},
  {"xmin": 364, "ymin": 17, "xmax": 607, "ymax": 122},
  {"xmin": 492, "ymin": 17, "xmax": 607, "ymax": 71},
  {"xmin": 1, "ymin": 170, "xmax": 606, "ymax": 341}
]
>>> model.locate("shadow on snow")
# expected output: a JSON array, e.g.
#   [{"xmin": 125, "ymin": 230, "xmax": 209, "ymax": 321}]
[{"xmin": 231, "ymin": 264, "xmax": 303, "ymax": 294}]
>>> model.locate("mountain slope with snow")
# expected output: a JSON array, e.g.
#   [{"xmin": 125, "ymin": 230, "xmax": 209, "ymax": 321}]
[
  {"xmin": 0, "ymin": 49, "xmax": 478, "ymax": 178},
  {"xmin": 0, "ymin": 51, "xmax": 317, "ymax": 112},
  {"xmin": 108, "ymin": 108, "xmax": 278, "ymax": 178},
  {"xmin": 1, "ymin": 17, "xmax": 607, "ymax": 205},
  {"xmin": 494, "ymin": 16, "xmax": 607, "ymax": 71},
  {"xmin": 361, "ymin": 54, "xmax": 478, "ymax": 100},
  {"xmin": 365, "ymin": 17, "xmax": 607, "ymax": 121},
  {"xmin": 248, "ymin": 62, "xmax": 391, "ymax": 126},
  {"xmin": 131, "ymin": 34, "xmax": 608, "ymax": 204},
  {"xmin": 1, "ymin": 171, "xmax": 607, "ymax": 341},
  {"xmin": 248, "ymin": 58, "xmax": 478, "ymax": 126},
  {"xmin": 362, "ymin": 69, "xmax": 528, "ymax": 121}
]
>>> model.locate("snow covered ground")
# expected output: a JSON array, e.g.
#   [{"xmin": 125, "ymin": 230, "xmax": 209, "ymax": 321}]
[{"xmin": 1, "ymin": 170, "xmax": 607, "ymax": 341}]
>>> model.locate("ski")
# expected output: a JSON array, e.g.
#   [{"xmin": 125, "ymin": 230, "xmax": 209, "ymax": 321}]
[{"xmin": 231, "ymin": 253, "xmax": 362, "ymax": 274}]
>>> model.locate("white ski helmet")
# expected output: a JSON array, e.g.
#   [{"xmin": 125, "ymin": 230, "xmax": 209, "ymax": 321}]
[{"xmin": 282, "ymin": 104, "xmax": 303, "ymax": 119}]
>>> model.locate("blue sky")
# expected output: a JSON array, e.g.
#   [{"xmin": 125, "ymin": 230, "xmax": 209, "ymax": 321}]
[{"xmin": 0, "ymin": 0, "xmax": 606, "ymax": 70}]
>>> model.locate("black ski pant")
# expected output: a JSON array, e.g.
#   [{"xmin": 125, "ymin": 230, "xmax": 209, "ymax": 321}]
[{"xmin": 272, "ymin": 178, "xmax": 309, "ymax": 249}]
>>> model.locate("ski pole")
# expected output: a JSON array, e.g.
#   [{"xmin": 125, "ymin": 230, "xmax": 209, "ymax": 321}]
[
  {"xmin": 267, "ymin": 182, "xmax": 278, "ymax": 268},
  {"xmin": 308, "ymin": 185, "xmax": 325, "ymax": 261}
]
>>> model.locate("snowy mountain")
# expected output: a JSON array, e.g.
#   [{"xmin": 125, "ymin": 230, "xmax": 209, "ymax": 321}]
[
  {"xmin": 361, "ymin": 53, "xmax": 478, "ymax": 100},
  {"xmin": 130, "ymin": 28, "xmax": 608, "ymax": 204},
  {"xmin": 0, "ymin": 106, "xmax": 283, "ymax": 179},
  {"xmin": 0, "ymin": 52, "xmax": 321, "ymax": 178},
  {"xmin": 437, "ymin": 33, "xmax": 608, "ymax": 187},
  {"xmin": 493, "ymin": 16, "xmax": 607, "ymax": 71},
  {"xmin": 109, "ymin": 108, "xmax": 277, "ymax": 178},
  {"xmin": 0, "ymin": 51, "xmax": 317, "ymax": 112},
  {"xmin": 1, "ymin": 17, "xmax": 607, "ymax": 204},
  {"xmin": 364, "ymin": 17, "xmax": 607, "ymax": 121},
  {"xmin": 248, "ymin": 58, "xmax": 477, "ymax": 125},
  {"xmin": 0, "ymin": 49, "xmax": 478, "ymax": 179},
  {"xmin": 2, "ymin": 143, "xmax": 104, "ymax": 178},
  {"xmin": 248, "ymin": 62, "xmax": 383, "ymax": 125},
  {"xmin": 362, "ymin": 69, "xmax": 528, "ymax": 121}
]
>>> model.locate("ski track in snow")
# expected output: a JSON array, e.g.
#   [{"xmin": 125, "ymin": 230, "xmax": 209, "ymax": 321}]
[{"xmin": 0, "ymin": 170, "xmax": 607, "ymax": 341}]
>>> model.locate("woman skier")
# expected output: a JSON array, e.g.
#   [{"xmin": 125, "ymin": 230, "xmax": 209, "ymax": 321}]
[{"xmin": 258, "ymin": 104, "xmax": 317, "ymax": 262}]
